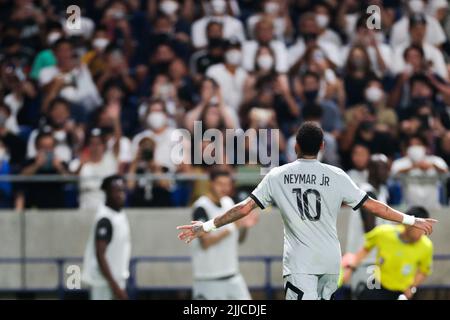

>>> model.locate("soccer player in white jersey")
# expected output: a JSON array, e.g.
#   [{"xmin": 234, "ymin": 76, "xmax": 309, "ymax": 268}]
[
  {"xmin": 191, "ymin": 169, "xmax": 258, "ymax": 300},
  {"xmin": 177, "ymin": 122, "xmax": 437, "ymax": 300},
  {"xmin": 82, "ymin": 175, "xmax": 131, "ymax": 300}
]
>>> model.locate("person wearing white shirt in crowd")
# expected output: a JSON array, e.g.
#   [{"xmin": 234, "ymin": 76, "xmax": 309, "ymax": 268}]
[
  {"xmin": 246, "ymin": 0, "xmax": 293, "ymax": 42},
  {"xmin": 347, "ymin": 144, "xmax": 371, "ymax": 187},
  {"xmin": 192, "ymin": 0, "xmax": 245, "ymax": 49},
  {"xmin": 312, "ymin": 2, "xmax": 342, "ymax": 48},
  {"xmin": 71, "ymin": 104, "xmax": 121, "ymax": 211},
  {"xmin": 288, "ymin": 12, "xmax": 341, "ymax": 69},
  {"xmin": 132, "ymin": 99, "xmax": 184, "ymax": 173},
  {"xmin": 390, "ymin": 0, "xmax": 447, "ymax": 48},
  {"xmin": 392, "ymin": 14, "xmax": 448, "ymax": 80},
  {"xmin": 206, "ymin": 40, "xmax": 248, "ymax": 111},
  {"xmin": 38, "ymin": 38, "xmax": 102, "ymax": 113},
  {"xmin": 391, "ymin": 135, "xmax": 448, "ymax": 210},
  {"xmin": 242, "ymin": 18, "xmax": 288, "ymax": 73},
  {"xmin": 341, "ymin": 16, "xmax": 393, "ymax": 78}
]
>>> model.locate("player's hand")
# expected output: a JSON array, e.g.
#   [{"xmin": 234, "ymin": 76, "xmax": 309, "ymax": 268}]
[
  {"xmin": 177, "ymin": 221, "xmax": 206, "ymax": 244},
  {"xmin": 413, "ymin": 218, "xmax": 438, "ymax": 235}
]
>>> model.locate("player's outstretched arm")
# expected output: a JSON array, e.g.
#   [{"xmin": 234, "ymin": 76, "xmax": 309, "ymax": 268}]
[
  {"xmin": 362, "ymin": 198, "xmax": 438, "ymax": 235},
  {"xmin": 177, "ymin": 197, "xmax": 258, "ymax": 243}
]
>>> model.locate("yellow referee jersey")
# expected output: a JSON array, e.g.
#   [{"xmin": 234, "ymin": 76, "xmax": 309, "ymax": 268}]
[{"xmin": 364, "ymin": 224, "xmax": 433, "ymax": 292}]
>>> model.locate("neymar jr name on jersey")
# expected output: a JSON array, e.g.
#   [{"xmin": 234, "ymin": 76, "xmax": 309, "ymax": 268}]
[{"xmin": 283, "ymin": 173, "xmax": 330, "ymax": 186}]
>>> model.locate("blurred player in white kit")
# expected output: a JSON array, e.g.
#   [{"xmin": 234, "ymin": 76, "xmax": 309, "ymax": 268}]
[{"xmin": 190, "ymin": 169, "xmax": 258, "ymax": 300}]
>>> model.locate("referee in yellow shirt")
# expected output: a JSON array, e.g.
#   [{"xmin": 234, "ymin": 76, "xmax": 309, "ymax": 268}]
[{"xmin": 345, "ymin": 206, "xmax": 433, "ymax": 300}]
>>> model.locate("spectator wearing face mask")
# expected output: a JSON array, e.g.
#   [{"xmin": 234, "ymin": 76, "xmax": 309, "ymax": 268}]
[
  {"xmin": 189, "ymin": 21, "xmax": 225, "ymax": 80},
  {"xmin": 132, "ymin": 99, "xmax": 185, "ymax": 173},
  {"xmin": 392, "ymin": 14, "xmax": 448, "ymax": 81},
  {"xmin": 341, "ymin": 15, "xmax": 394, "ymax": 78},
  {"xmin": 246, "ymin": 0, "xmax": 293, "ymax": 42},
  {"xmin": 185, "ymin": 78, "xmax": 238, "ymax": 133},
  {"xmin": 343, "ymin": 45, "xmax": 377, "ymax": 108},
  {"xmin": 27, "ymin": 98, "xmax": 82, "ymax": 163},
  {"xmin": 128, "ymin": 136, "xmax": 173, "ymax": 207},
  {"xmin": 206, "ymin": 40, "xmax": 249, "ymax": 111},
  {"xmin": 391, "ymin": 134, "xmax": 448, "ymax": 210},
  {"xmin": 96, "ymin": 47, "xmax": 137, "ymax": 96},
  {"xmin": 242, "ymin": 45, "xmax": 279, "ymax": 104},
  {"xmin": 288, "ymin": 12, "xmax": 341, "ymax": 69},
  {"xmin": 81, "ymin": 26, "xmax": 111, "ymax": 80},
  {"xmin": 291, "ymin": 46, "xmax": 345, "ymax": 111},
  {"xmin": 142, "ymin": 13, "xmax": 191, "ymax": 64},
  {"xmin": 16, "ymin": 130, "xmax": 70, "ymax": 210},
  {"xmin": 390, "ymin": 0, "xmax": 447, "ymax": 48},
  {"xmin": 363, "ymin": 78, "xmax": 398, "ymax": 132},
  {"xmin": 242, "ymin": 18, "xmax": 288, "ymax": 73},
  {"xmin": 191, "ymin": 0, "xmax": 245, "ymax": 49},
  {"xmin": 312, "ymin": 1, "xmax": 341, "ymax": 47},
  {"xmin": 293, "ymin": 71, "xmax": 342, "ymax": 136}
]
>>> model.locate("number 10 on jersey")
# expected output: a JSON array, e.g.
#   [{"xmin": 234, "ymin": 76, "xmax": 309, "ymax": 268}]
[{"xmin": 292, "ymin": 188, "xmax": 322, "ymax": 221}]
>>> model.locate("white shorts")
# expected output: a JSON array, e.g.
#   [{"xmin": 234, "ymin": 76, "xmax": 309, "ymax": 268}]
[
  {"xmin": 90, "ymin": 285, "xmax": 113, "ymax": 300},
  {"xmin": 283, "ymin": 274, "xmax": 339, "ymax": 300},
  {"xmin": 193, "ymin": 274, "xmax": 251, "ymax": 300}
]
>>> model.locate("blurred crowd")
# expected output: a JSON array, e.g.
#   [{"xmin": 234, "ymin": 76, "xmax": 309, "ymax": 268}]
[{"xmin": 1, "ymin": 0, "xmax": 450, "ymax": 210}]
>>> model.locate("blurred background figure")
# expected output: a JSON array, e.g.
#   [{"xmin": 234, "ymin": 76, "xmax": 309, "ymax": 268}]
[{"xmin": 190, "ymin": 169, "xmax": 258, "ymax": 300}]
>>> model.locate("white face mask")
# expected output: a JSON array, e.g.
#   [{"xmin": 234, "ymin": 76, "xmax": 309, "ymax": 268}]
[
  {"xmin": 92, "ymin": 38, "xmax": 110, "ymax": 51},
  {"xmin": 407, "ymin": 145, "xmax": 426, "ymax": 163},
  {"xmin": 264, "ymin": 2, "xmax": 279, "ymax": 15},
  {"xmin": 47, "ymin": 32, "xmax": 62, "ymax": 45},
  {"xmin": 160, "ymin": 0, "xmax": 179, "ymax": 15},
  {"xmin": 365, "ymin": 86, "xmax": 384, "ymax": 103},
  {"xmin": 315, "ymin": 14, "xmax": 329, "ymax": 29},
  {"xmin": 257, "ymin": 54, "xmax": 274, "ymax": 70},
  {"xmin": 225, "ymin": 49, "xmax": 242, "ymax": 66},
  {"xmin": 147, "ymin": 112, "xmax": 167, "ymax": 130},
  {"xmin": 211, "ymin": 0, "xmax": 226, "ymax": 15},
  {"xmin": 409, "ymin": 0, "xmax": 425, "ymax": 13}
]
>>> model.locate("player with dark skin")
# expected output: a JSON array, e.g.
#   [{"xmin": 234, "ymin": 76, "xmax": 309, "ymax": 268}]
[{"xmin": 95, "ymin": 178, "xmax": 128, "ymax": 300}]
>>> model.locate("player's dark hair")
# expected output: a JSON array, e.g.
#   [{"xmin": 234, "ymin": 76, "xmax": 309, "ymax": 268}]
[
  {"xmin": 295, "ymin": 121, "xmax": 324, "ymax": 156},
  {"xmin": 406, "ymin": 206, "xmax": 429, "ymax": 219},
  {"xmin": 209, "ymin": 168, "xmax": 231, "ymax": 181},
  {"xmin": 101, "ymin": 174, "xmax": 124, "ymax": 193}
]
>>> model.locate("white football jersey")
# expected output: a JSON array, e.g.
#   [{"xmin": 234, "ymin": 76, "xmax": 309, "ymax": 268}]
[
  {"xmin": 191, "ymin": 196, "xmax": 239, "ymax": 280},
  {"xmin": 251, "ymin": 159, "xmax": 368, "ymax": 275}
]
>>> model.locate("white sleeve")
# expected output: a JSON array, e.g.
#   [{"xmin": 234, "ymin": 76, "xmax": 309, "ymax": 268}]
[
  {"xmin": 431, "ymin": 156, "xmax": 448, "ymax": 171},
  {"xmin": 192, "ymin": 19, "xmax": 207, "ymax": 49},
  {"xmin": 428, "ymin": 17, "xmax": 446, "ymax": 46},
  {"xmin": 273, "ymin": 42, "xmax": 289, "ymax": 73},
  {"xmin": 339, "ymin": 170, "xmax": 369, "ymax": 210},
  {"xmin": 250, "ymin": 172, "xmax": 273, "ymax": 209}
]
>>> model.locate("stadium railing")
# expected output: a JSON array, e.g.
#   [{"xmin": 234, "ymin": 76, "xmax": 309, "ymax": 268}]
[{"xmin": 0, "ymin": 255, "xmax": 450, "ymax": 300}]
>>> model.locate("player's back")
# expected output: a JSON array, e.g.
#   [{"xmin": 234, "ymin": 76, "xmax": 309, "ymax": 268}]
[{"xmin": 251, "ymin": 159, "xmax": 368, "ymax": 275}]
